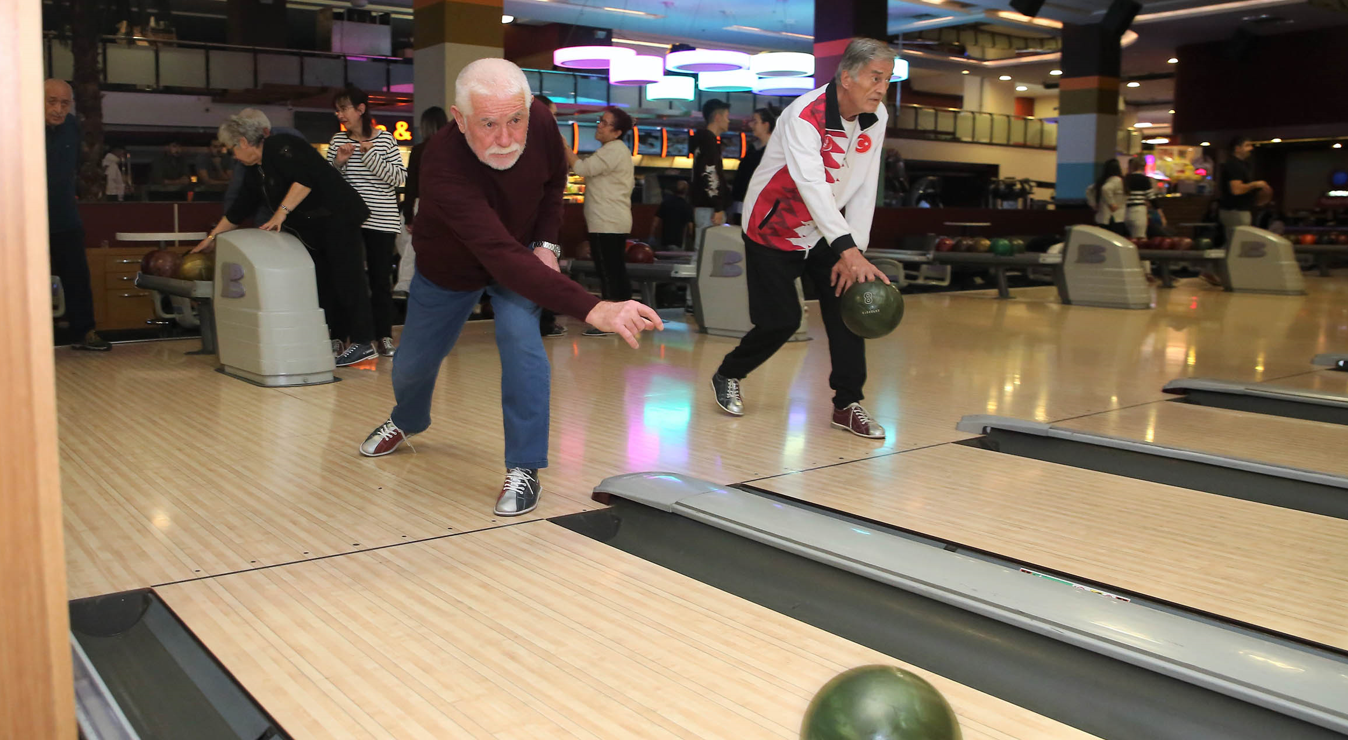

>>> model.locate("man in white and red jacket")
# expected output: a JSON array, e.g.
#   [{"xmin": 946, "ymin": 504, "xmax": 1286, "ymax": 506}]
[{"xmin": 712, "ymin": 37, "xmax": 895, "ymax": 439}]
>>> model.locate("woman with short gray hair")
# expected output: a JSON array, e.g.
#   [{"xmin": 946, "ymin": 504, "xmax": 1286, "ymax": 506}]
[{"xmin": 191, "ymin": 113, "xmax": 382, "ymax": 367}]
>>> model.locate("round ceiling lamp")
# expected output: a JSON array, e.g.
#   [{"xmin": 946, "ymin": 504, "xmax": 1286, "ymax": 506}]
[
  {"xmin": 890, "ymin": 57, "xmax": 909, "ymax": 82},
  {"xmin": 697, "ymin": 69, "xmax": 757, "ymax": 92},
  {"xmin": 748, "ymin": 52, "xmax": 814, "ymax": 78},
  {"xmin": 553, "ymin": 46, "xmax": 636, "ymax": 70},
  {"xmin": 666, "ymin": 49, "xmax": 751, "ymax": 74},
  {"xmin": 610, "ymin": 55, "xmax": 665, "ymax": 86},
  {"xmin": 645, "ymin": 75, "xmax": 696, "ymax": 101},
  {"xmin": 752, "ymin": 76, "xmax": 815, "ymax": 96}
]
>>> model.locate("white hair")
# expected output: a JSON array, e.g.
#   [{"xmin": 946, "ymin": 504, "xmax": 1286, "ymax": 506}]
[
  {"xmin": 454, "ymin": 58, "xmax": 532, "ymax": 117},
  {"xmin": 218, "ymin": 113, "xmax": 268, "ymax": 148},
  {"xmin": 835, "ymin": 37, "xmax": 895, "ymax": 83},
  {"xmin": 237, "ymin": 108, "xmax": 272, "ymax": 130}
]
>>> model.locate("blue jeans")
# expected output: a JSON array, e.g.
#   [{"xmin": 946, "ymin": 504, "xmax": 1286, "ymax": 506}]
[{"xmin": 390, "ymin": 272, "xmax": 550, "ymax": 470}]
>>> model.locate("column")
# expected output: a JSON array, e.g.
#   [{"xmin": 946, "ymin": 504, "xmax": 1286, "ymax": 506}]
[
  {"xmin": 1055, "ymin": 23, "xmax": 1122, "ymax": 200},
  {"xmin": 813, "ymin": 0, "xmax": 886, "ymax": 84},
  {"xmin": 413, "ymin": 0, "xmax": 503, "ymax": 130}
]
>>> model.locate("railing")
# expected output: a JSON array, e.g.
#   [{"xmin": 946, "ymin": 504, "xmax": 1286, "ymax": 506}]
[
  {"xmin": 892, "ymin": 104, "xmax": 1057, "ymax": 149},
  {"xmin": 44, "ymin": 33, "xmax": 414, "ymax": 94}
]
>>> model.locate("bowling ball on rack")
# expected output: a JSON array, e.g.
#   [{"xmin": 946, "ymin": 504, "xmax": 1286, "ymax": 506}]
[
  {"xmin": 972, "ymin": 237, "xmax": 992, "ymax": 253},
  {"xmin": 1175, "ymin": 237, "xmax": 1194, "ymax": 251},
  {"xmin": 625, "ymin": 242, "xmax": 656, "ymax": 264},
  {"xmin": 990, "ymin": 238, "xmax": 1013, "ymax": 256},
  {"xmin": 143, "ymin": 249, "xmax": 182, "ymax": 279},
  {"xmin": 1337, "ymin": 234, "xmax": 1348, "ymax": 246},
  {"xmin": 953, "ymin": 237, "xmax": 973, "ymax": 252},
  {"xmin": 801, "ymin": 665, "xmax": 962, "ymax": 740},
  {"xmin": 841, "ymin": 281, "xmax": 904, "ymax": 340},
  {"xmin": 1300, "ymin": 233, "xmax": 1318, "ymax": 246},
  {"xmin": 1130, "ymin": 237, "xmax": 1146, "ymax": 248},
  {"xmin": 934, "ymin": 237, "xmax": 956, "ymax": 253},
  {"xmin": 1322, "ymin": 233, "xmax": 1340, "ymax": 245},
  {"xmin": 140, "ymin": 249, "xmax": 156, "ymax": 274},
  {"xmin": 178, "ymin": 252, "xmax": 214, "ymax": 281},
  {"xmin": 1008, "ymin": 237, "xmax": 1026, "ymax": 254},
  {"xmin": 1195, "ymin": 237, "xmax": 1214, "ymax": 250}
]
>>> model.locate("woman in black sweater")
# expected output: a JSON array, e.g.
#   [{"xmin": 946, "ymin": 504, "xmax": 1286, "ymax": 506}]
[{"xmin": 193, "ymin": 113, "xmax": 378, "ymax": 367}]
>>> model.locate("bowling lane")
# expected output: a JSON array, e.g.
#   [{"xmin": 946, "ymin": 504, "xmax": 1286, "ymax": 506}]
[
  {"xmin": 1259, "ymin": 370, "xmax": 1348, "ymax": 397},
  {"xmin": 157, "ymin": 522, "xmax": 1091, "ymax": 740},
  {"xmin": 753, "ymin": 444, "xmax": 1348, "ymax": 651},
  {"xmin": 1056, "ymin": 401, "xmax": 1348, "ymax": 479}
]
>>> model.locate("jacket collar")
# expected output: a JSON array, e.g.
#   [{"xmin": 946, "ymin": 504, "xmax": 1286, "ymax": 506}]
[{"xmin": 824, "ymin": 82, "xmax": 879, "ymax": 133}]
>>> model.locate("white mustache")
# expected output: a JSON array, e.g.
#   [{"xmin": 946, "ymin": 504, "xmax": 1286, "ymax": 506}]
[{"xmin": 486, "ymin": 144, "xmax": 522, "ymax": 156}]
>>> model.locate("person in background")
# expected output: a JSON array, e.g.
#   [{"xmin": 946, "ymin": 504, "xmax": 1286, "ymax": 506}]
[
  {"xmin": 356, "ymin": 59, "xmax": 662, "ymax": 518},
  {"xmin": 534, "ymin": 94, "xmax": 566, "ymax": 338},
  {"xmin": 45, "ymin": 78, "xmax": 109, "ymax": 351},
  {"xmin": 396, "ymin": 105, "xmax": 449, "ymax": 299},
  {"xmin": 564, "ymin": 105, "xmax": 636, "ymax": 337},
  {"xmin": 650, "ymin": 179, "xmax": 693, "ymax": 250},
  {"xmin": 195, "ymin": 139, "xmax": 234, "ymax": 185},
  {"xmin": 1218, "ymin": 136, "xmax": 1272, "ymax": 247},
  {"xmin": 1123, "ymin": 157, "xmax": 1157, "ymax": 239},
  {"xmin": 690, "ymin": 98, "xmax": 730, "ymax": 250},
  {"xmin": 1084, "ymin": 158, "xmax": 1126, "ymax": 236},
  {"xmin": 223, "ymin": 108, "xmax": 305, "ymax": 226},
  {"xmin": 329, "ymin": 84, "xmax": 407, "ymax": 358},
  {"xmin": 730, "ymin": 106, "xmax": 777, "ymax": 224},
  {"xmin": 194, "ymin": 113, "xmax": 379, "ymax": 367},
  {"xmin": 150, "ymin": 141, "xmax": 192, "ymax": 186},
  {"xmin": 103, "ymin": 146, "xmax": 130, "ymax": 202}
]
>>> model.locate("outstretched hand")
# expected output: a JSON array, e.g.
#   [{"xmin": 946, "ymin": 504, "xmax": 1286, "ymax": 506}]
[{"xmin": 584, "ymin": 301, "xmax": 665, "ymax": 348}]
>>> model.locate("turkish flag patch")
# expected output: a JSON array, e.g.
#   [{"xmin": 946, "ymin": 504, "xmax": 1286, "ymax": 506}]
[{"xmin": 856, "ymin": 134, "xmax": 872, "ymax": 153}]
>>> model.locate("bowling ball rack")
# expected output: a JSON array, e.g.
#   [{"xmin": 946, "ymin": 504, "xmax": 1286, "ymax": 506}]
[
  {"xmin": 866, "ymin": 248, "xmax": 1064, "ymax": 300},
  {"xmin": 134, "ymin": 273, "xmax": 217, "ymax": 355}
]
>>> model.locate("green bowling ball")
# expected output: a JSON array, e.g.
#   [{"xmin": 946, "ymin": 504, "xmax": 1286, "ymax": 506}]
[
  {"xmin": 1195, "ymin": 237, "xmax": 1214, "ymax": 250},
  {"xmin": 802, "ymin": 665, "xmax": 962, "ymax": 740},
  {"xmin": 841, "ymin": 280, "xmax": 905, "ymax": 339},
  {"xmin": 990, "ymin": 238, "xmax": 1013, "ymax": 256}
]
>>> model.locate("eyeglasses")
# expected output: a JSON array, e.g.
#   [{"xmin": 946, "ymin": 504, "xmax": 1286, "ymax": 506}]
[{"xmin": 597, "ymin": 118, "xmax": 613, "ymax": 128}]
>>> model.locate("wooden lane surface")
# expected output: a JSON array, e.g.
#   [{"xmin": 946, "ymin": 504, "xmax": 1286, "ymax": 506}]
[
  {"xmin": 1058, "ymin": 401, "xmax": 1348, "ymax": 478},
  {"xmin": 157, "ymin": 522, "xmax": 1095, "ymax": 740},
  {"xmin": 61, "ymin": 279, "xmax": 1348, "ymax": 596},
  {"xmin": 754, "ymin": 444, "xmax": 1348, "ymax": 651},
  {"xmin": 1259, "ymin": 370, "xmax": 1348, "ymax": 397}
]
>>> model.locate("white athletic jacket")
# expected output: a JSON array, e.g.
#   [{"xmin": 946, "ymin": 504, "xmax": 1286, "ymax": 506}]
[{"xmin": 744, "ymin": 83, "xmax": 887, "ymax": 254}]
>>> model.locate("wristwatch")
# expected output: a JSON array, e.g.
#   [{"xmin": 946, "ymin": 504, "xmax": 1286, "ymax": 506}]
[{"xmin": 531, "ymin": 240, "xmax": 562, "ymax": 259}]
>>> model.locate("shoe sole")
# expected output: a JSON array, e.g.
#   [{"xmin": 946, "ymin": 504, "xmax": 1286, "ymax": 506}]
[
  {"xmin": 831, "ymin": 421, "xmax": 884, "ymax": 439},
  {"xmin": 336, "ymin": 353, "xmax": 377, "ymax": 367},
  {"xmin": 494, "ymin": 499, "xmax": 539, "ymax": 517},
  {"xmin": 72, "ymin": 345, "xmax": 112, "ymax": 352},
  {"xmin": 359, "ymin": 441, "xmax": 402, "ymax": 457},
  {"xmin": 710, "ymin": 379, "xmax": 744, "ymax": 417}
]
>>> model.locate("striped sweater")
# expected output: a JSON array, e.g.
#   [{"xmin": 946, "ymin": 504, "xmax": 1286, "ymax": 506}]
[{"xmin": 327, "ymin": 128, "xmax": 406, "ymax": 232}]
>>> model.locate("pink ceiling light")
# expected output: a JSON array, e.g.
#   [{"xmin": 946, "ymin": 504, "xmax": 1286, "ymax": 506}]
[
  {"xmin": 609, "ymin": 55, "xmax": 665, "ymax": 86},
  {"xmin": 553, "ymin": 45, "xmax": 636, "ymax": 70},
  {"xmin": 665, "ymin": 49, "xmax": 751, "ymax": 73}
]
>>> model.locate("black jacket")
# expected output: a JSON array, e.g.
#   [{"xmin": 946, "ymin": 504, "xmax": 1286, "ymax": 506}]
[{"xmin": 226, "ymin": 134, "xmax": 369, "ymax": 227}]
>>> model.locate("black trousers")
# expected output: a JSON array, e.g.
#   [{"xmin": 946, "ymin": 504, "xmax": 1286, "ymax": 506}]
[
  {"xmin": 362, "ymin": 228, "xmax": 397, "ymax": 338},
  {"xmin": 589, "ymin": 232, "xmax": 631, "ymax": 301},
  {"xmin": 50, "ymin": 228, "xmax": 96, "ymax": 337},
  {"xmin": 289, "ymin": 218, "xmax": 374, "ymax": 344},
  {"xmin": 717, "ymin": 235, "xmax": 866, "ymax": 409}
]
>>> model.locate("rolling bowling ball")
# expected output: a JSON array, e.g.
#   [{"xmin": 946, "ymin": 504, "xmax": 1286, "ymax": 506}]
[
  {"xmin": 625, "ymin": 242, "xmax": 656, "ymax": 264},
  {"xmin": 1195, "ymin": 237, "xmax": 1214, "ymax": 250},
  {"xmin": 841, "ymin": 281, "xmax": 904, "ymax": 339},
  {"xmin": 990, "ymin": 238, "xmax": 1013, "ymax": 256},
  {"xmin": 1008, "ymin": 237, "xmax": 1026, "ymax": 254},
  {"xmin": 801, "ymin": 665, "xmax": 962, "ymax": 740},
  {"xmin": 972, "ymin": 237, "xmax": 992, "ymax": 253},
  {"xmin": 576, "ymin": 241, "xmax": 592, "ymax": 260},
  {"xmin": 1300, "ymin": 233, "xmax": 1317, "ymax": 246},
  {"xmin": 144, "ymin": 249, "xmax": 182, "ymax": 279},
  {"xmin": 178, "ymin": 252, "xmax": 214, "ymax": 281},
  {"xmin": 934, "ymin": 237, "xmax": 955, "ymax": 253},
  {"xmin": 1175, "ymin": 237, "xmax": 1194, "ymax": 251}
]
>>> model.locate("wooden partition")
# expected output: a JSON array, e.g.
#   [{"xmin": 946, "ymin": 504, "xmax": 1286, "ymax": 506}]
[{"xmin": 1, "ymin": 0, "xmax": 76, "ymax": 736}]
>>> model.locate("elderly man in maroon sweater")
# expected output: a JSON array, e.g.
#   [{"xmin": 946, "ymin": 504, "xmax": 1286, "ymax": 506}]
[{"xmin": 360, "ymin": 58, "xmax": 662, "ymax": 517}]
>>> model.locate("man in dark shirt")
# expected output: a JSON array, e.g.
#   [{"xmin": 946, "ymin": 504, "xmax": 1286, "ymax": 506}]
[
  {"xmin": 689, "ymin": 98, "xmax": 730, "ymax": 251},
  {"xmin": 151, "ymin": 141, "xmax": 193, "ymax": 186},
  {"xmin": 44, "ymin": 79, "xmax": 108, "ymax": 351},
  {"xmin": 1217, "ymin": 136, "xmax": 1271, "ymax": 247},
  {"xmin": 358, "ymin": 59, "xmax": 661, "ymax": 518},
  {"xmin": 651, "ymin": 180, "xmax": 694, "ymax": 249}
]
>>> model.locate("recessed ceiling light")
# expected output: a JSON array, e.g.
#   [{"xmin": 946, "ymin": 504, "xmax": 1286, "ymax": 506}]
[
  {"xmin": 1270, "ymin": 138, "xmax": 1282, "ymax": 143},
  {"xmin": 1201, "ymin": 141, "xmax": 1211, "ymax": 147},
  {"xmin": 501, "ymin": 14, "xmax": 514, "ymax": 22},
  {"xmin": 1015, "ymin": 85, "xmax": 1028, "ymax": 91},
  {"xmin": 1049, "ymin": 69, "xmax": 1062, "ymax": 76},
  {"xmin": 1168, "ymin": 109, "xmax": 1175, "ymax": 114},
  {"xmin": 1167, "ymin": 57, "xmax": 1178, "ymax": 64},
  {"xmin": 1126, "ymin": 81, "xmax": 1140, "ymax": 88},
  {"xmin": 961, "ymin": 70, "xmax": 970, "ymax": 74},
  {"xmin": 999, "ymin": 75, "xmax": 1012, "ymax": 81},
  {"xmin": 1336, "ymin": 143, "xmax": 1343, "ymax": 149},
  {"xmin": 1135, "ymin": 122, "xmax": 1153, "ymax": 127}
]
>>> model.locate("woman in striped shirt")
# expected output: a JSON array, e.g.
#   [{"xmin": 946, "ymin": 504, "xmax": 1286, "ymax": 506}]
[{"xmin": 330, "ymin": 85, "xmax": 407, "ymax": 357}]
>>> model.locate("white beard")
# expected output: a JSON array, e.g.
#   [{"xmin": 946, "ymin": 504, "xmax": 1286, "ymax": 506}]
[{"xmin": 481, "ymin": 141, "xmax": 526, "ymax": 171}]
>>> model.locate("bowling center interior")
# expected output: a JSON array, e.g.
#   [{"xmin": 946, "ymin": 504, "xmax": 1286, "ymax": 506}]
[{"xmin": 13, "ymin": 0, "xmax": 1348, "ymax": 738}]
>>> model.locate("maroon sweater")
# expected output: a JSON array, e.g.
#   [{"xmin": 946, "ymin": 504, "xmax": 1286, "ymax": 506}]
[{"xmin": 413, "ymin": 98, "xmax": 601, "ymax": 320}]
